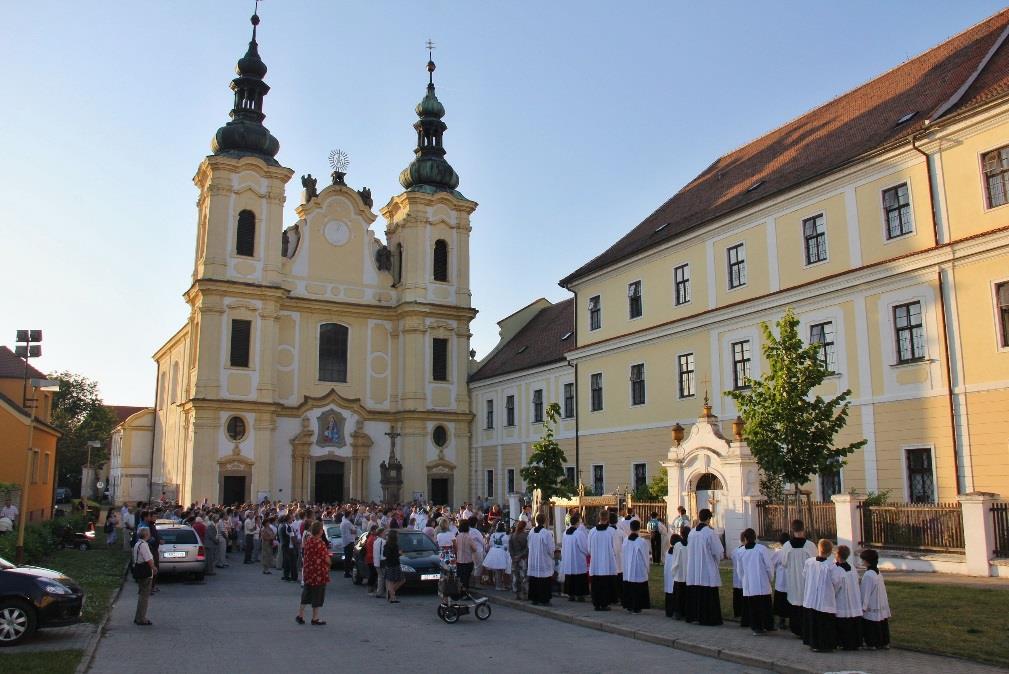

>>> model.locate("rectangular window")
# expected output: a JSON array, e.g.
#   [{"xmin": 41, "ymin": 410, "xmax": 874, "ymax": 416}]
[
  {"xmin": 564, "ymin": 466, "xmax": 576, "ymax": 487},
  {"xmin": 229, "ymin": 319, "xmax": 252, "ymax": 368},
  {"xmin": 486, "ymin": 469, "xmax": 495, "ymax": 499},
  {"xmin": 505, "ymin": 395, "xmax": 515, "ymax": 426},
  {"xmin": 590, "ymin": 373, "xmax": 603, "ymax": 411},
  {"xmin": 432, "ymin": 338, "xmax": 449, "ymax": 381},
  {"xmin": 563, "ymin": 382, "xmax": 575, "ymax": 419},
  {"xmin": 678, "ymin": 353, "xmax": 695, "ymax": 398},
  {"xmin": 588, "ymin": 295, "xmax": 601, "ymax": 331},
  {"xmin": 727, "ymin": 243, "xmax": 746, "ymax": 289},
  {"xmin": 592, "ymin": 465, "xmax": 605, "ymax": 495},
  {"xmin": 630, "ymin": 363, "xmax": 646, "ymax": 406},
  {"xmin": 43, "ymin": 452, "xmax": 50, "ymax": 484},
  {"xmin": 485, "ymin": 399, "xmax": 494, "ymax": 429},
  {"xmin": 507, "ymin": 468, "xmax": 515, "ymax": 494},
  {"xmin": 809, "ymin": 321, "xmax": 837, "ymax": 373},
  {"xmin": 532, "ymin": 388, "xmax": 543, "ymax": 423},
  {"xmin": 906, "ymin": 448, "xmax": 935, "ymax": 503},
  {"xmin": 633, "ymin": 463, "xmax": 647, "ymax": 492},
  {"xmin": 882, "ymin": 183, "xmax": 913, "ymax": 239},
  {"xmin": 628, "ymin": 280, "xmax": 642, "ymax": 319},
  {"xmin": 803, "ymin": 213, "xmax": 828, "ymax": 264},
  {"xmin": 893, "ymin": 301, "xmax": 925, "ymax": 363},
  {"xmin": 983, "ymin": 146, "xmax": 1009, "ymax": 208},
  {"xmin": 996, "ymin": 282, "xmax": 1009, "ymax": 348},
  {"xmin": 318, "ymin": 323, "xmax": 349, "ymax": 383},
  {"xmin": 731, "ymin": 340, "xmax": 751, "ymax": 390},
  {"xmin": 674, "ymin": 264, "xmax": 690, "ymax": 305}
]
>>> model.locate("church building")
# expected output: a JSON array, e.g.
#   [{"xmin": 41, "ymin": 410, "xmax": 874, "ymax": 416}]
[{"xmin": 150, "ymin": 12, "xmax": 476, "ymax": 506}]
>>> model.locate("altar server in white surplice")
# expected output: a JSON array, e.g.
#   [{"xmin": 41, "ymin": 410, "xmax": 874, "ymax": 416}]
[
  {"xmin": 560, "ymin": 513, "xmax": 590, "ymax": 601},
  {"xmin": 736, "ymin": 527, "xmax": 774, "ymax": 635},
  {"xmin": 833, "ymin": 544, "xmax": 862, "ymax": 651},
  {"xmin": 859, "ymin": 549, "xmax": 891, "ymax": 650},
  {"xmin": 782, "ymin": 519, "xmax": 818, "ymax": 637},
  {"xmin": 620, "ymin": 520, "xmax": 651, "ymax": 613},
  {"xmin": 588, "ymin": 513, "xmax": 617, "ymax": 610},
  {"xmin": 526, "ymin": 514, "xmax": 555, "ymax": 606},
  {"xmin": 684, "ymin": 508, "xmax": 724, "ymax": 626}
]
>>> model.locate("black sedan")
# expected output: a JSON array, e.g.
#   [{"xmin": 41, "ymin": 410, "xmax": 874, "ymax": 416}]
[
  {"xmin": 351, "ymin": 529, "xmax": 442, "ymax": 590},
  {"xmin": 0, "ymin": 556, "xmax": 84, "ymax": 646}
]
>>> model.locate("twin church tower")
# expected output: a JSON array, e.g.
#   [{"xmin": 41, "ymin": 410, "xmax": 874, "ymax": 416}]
[{"xmin": 150, "ymin": 12, "xmax": 476, "ymax": 506}]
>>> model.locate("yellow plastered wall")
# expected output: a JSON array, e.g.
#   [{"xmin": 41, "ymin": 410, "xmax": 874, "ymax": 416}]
[
  {"xmin": 713, "ymin": 222, "xmax": 770, "ymax": 307},
  {"xmin": 578, "ymin": 427, "xmax": 672, "ymax": 494},
  {"xmin": 952, "ymin": 253, "xmax": 1009, "ymax": 385},
  {"xmin": 776, "ymin": 193, "xmax": 852, "ymax": 288},
  {"xmin": 855, "ymin": 163, "xmax": 932, "ymax": 265},
  {"xmin": 963, "ymin": 389, "xmax": 1009, "ymax": 496},
  {"xmin": 872, "ymin": 397, "xmax": 957, "ymax": 502},
  {"xmin": 939, "ymin": 119, "xmax": 1009, "ymax": 240}
]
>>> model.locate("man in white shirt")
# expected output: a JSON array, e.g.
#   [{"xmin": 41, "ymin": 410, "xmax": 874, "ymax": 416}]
[
  {"xmin": 373, "ymin": 529, "xmax": 387, "ymax": 599},
  {"xmin": 672, "ymin": 505, "xmax": 691, "ymax": 531},
  {"xmin": 339, "ymin": 513, "xmax": 356, "ymax": 578},
  {"xmin": 1, "ymin": 500, "xmax": 18, "ymax": 523},
  {"xmin": 132, "ymin": 528, "xmax": 156, "ymax": 625}
]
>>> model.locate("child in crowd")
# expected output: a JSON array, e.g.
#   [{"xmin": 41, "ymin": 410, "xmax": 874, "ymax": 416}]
[
  {"xmin": 801, "ymin": 538, "xmax": 843, "ymax": 652},
  {"xmin": 737, "ymin": 528, "xmax": 775, "ymax": 635},
  {"xmin": 833, "ymin": 544, "xmax": 862, "ymax": 650},
  {"xmin": 859, "ymin": 549, "xmax": 891, "ymax": 649},
  {"xmin": 731, "ymin": 531, "xmax": 746, "ymax": 627},
  {"xmin": 772, "ymin": 532, "xmax": 790, "ymax": 630},
  {"xmin": 663, "ymin": 530, "xmax": 683, "ymax": 618}
]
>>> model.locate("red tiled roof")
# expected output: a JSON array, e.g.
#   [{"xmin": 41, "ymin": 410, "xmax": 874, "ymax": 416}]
[
  {"xmin": 470, "ymin": 299, "xmax": 574, "ymax": 382},
  {"xmin": 0, "ymin": 345, "xmax": 46, "ymax": 380},
  {"xmin": 107, "ymin": 405, "xmax": 149, "ymax": 426},
  {"xmin": 560, "ymin": 10, "xmax": 1009, "ymax": 286}
]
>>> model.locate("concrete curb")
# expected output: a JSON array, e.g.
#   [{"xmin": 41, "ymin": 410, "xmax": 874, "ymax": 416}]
[
  {"xmin": 74, "ymin": 563, "xmax": 128, "ymax": 674},
  {"xmin": 478, "ymin": 593, "xmax": 825, "ymax": 674}
]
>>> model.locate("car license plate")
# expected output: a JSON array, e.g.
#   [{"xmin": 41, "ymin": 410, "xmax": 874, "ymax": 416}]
[
  {"xmin": 163, "ymin": 551, "xmax": 186, "ymax": 558},
  {"xmin": 421, "ymin": 573, "xmax": 440, "ymax": 581}
]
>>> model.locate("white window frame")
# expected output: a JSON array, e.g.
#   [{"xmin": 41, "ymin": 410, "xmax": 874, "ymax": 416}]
[
  {"xmin": 630, "ymin": 461, "xmax": 648, "ymax": 493},
  {"xmin": 592, "ymin": 464, "xmax": 605, "ymax": 495},
  {"xmin": 673, "ymin": 263, "xmax": 691, "ymax": 306},
  {"xmin": 992, "ymin": 277, "xmax": 1009, "ymax": 352},
  {"xmin": 900, "ymin": 444, "xmax": 938, "ymax": 504},
  {"xmin": 978, "ymin": 144, "xmax": 1009, "ymax": 212},
  {"xmin": 880, "ymin": 181, "xmax": 916, "ymax": 244},
  {"xmin": 726, "ymin": 242, "xmax": 747, "ymax": 291},
  {"xmin": 801, "ymin": 212, "xmax": 829, "ymax": 267},
  {"xmin": 589, "ymin": 372, "xmax": 604, "ymax": 412},
  {"xmin": 588, "ymin": 295, "xmax": 602, "ymax": 332},
  {"xmin": 677, "ymin": 351, "xmax": 696, "ymax": 399},
  {"xmin": 627, "ymin": 280, "xmax": 643, "ymax": 320},
  {"xmin": 629, "ymin": 362, "xmax": 646, "ymax": 407}
]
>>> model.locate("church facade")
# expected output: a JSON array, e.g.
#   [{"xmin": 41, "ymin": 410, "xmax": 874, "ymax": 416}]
[{"xmin": 150, "ymin": 13, "xmax": 476, "ymax": 506}]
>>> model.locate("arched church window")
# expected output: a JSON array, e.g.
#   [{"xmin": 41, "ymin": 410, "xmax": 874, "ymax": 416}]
[
  {"xmin": 433, "ymin": 239, "xmax": 449, "ymax": 282},
  {"xmin": 236, "ymin": 210, "xmax": 256, "ymax": 257},
  {"xmin": 318, "ymin": 323, "xmax": 349, "ymax": 383}
]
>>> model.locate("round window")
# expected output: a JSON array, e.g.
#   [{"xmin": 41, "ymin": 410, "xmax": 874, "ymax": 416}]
[
  {"xmin": 226, "ymin": 416, "xmax": 247, "ymax": 442},
  {"xmin": 432, "ymin": 425, "xmax": 448, "ymax": 447}
]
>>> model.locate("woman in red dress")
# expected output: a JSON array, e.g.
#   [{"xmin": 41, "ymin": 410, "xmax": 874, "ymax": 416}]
[{"xmin": 296, "ymin": 521, "xmax": 330, "ymax": 625}]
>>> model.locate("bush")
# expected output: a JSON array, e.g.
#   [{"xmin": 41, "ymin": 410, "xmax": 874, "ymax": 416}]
[{"xmin": 0, "ymin": 513, "xmax": 89, "ymax": 565}]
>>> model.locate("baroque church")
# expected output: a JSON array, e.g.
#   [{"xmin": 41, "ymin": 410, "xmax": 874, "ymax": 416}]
[{"xmin": 150, "ymin": 12, "xmax": 476, "ymax": 506}]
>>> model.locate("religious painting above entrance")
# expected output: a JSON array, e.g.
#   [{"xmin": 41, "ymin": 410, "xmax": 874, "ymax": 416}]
[{"xmin": 316, "ymin": 410, "xmax": 347, "ymax": 448}]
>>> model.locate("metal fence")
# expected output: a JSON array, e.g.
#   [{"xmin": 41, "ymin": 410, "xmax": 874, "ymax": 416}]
[
  {"xmin": 756, "ymin": 501, "xmax": 837, "ymax": 541},
  {"xmin": 626, "ymin": 499, "xmax": 668, "ymax": 522},
  {"xmin": 860, "ymin": 502, "xmax": 964, "ymax": 552},
  {"xmin": 992, "ymin": 501, "xmax": 1009, "ymax": 559}
]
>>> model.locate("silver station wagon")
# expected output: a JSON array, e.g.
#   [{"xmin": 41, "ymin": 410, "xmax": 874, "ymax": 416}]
[{"xmin": 155, "ymin": 524, "xmax": 207, "ymax": 581}]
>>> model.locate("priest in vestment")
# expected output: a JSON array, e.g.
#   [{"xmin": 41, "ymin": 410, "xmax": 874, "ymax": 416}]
[{"xmin": 684, "ymin": 508, "xmax": 724, "ymax": 626}]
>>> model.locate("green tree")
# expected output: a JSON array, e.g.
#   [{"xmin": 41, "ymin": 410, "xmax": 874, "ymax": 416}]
[
  {"xmin": 49, "ymin": 371, "xmax": 117, "ymax": 492},
  {"xmin": 520, "ymin": 402, "xmax": 575, "ymax": 502},
  {"xmin": 727, "ymin": 309, "xmax": 866, "ymax": 514},
  {"xmin": 633, "ymin": 464, "xmax": 668, "ymax": 501}
]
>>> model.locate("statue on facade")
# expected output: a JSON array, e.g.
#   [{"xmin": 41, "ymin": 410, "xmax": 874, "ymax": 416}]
[
  {"xmin": 375, "ymin": 245, "xmax": 393, "ymax": 271},
  {"xmin": 301, "ymin": 174, "xmax": 318, "ymax": 202},
  {"xmin": 357, "ymin": 186, "xmax": 373, "ymax": 208}
]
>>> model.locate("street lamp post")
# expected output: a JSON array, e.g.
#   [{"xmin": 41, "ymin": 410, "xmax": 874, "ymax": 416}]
[{"xmin": 15, "ymin": 377, "xmax": 60, "ymax": 565}]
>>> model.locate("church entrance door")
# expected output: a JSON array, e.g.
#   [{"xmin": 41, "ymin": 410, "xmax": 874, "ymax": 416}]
[
  {"xmin": 430, "ymin": 478, "xmax": 449, "ymax": 506},
  {"xmin": 222, "ymin": 476, "xmax": 246, "ymax": 506},
  {"xmin": 315, "ymin": 460, "xmax": 344, "ymax": 504}
]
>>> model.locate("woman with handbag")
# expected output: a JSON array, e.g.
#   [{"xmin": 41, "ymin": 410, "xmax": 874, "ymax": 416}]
[{"xmin": 132, "ymin": 528, "xmax": 157, "ymax": 626}]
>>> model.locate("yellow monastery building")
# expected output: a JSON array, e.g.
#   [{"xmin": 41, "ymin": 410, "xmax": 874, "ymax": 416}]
[
  {"xmin": 149, "ymin": 15, "xmax": 476, "ymax": 505},
  {"xmin": 473, "ymin": 10, "xmax": 1009, "ymax": 507}
]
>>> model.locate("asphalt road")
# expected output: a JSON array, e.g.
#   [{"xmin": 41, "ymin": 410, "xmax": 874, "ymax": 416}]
[{"xmin": 88, "ymin": 558, "xmax": 771, "ymax": 674}]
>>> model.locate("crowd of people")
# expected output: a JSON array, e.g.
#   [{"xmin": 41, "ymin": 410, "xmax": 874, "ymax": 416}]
[{"xmin": 118, "ymin": 495, "xmax": 891, "ymax": 655}]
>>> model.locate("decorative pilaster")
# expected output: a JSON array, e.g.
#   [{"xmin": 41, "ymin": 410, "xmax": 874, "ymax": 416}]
[
  {"xmin": 289, "ymin": 417, "xmax": 313, "ymax": 501},
  {"xmin": 350, "ymin": 420, "xmax": 373, "ymax": 501}
]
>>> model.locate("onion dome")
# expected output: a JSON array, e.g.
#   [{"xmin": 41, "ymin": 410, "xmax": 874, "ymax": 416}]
[
  {"xmin": 399, "ymin": 54, "xmax": 461, "ymax": 194},
  {"xmin": 210, "ymin": 12, "xmax": 280, "ymax": 163}
]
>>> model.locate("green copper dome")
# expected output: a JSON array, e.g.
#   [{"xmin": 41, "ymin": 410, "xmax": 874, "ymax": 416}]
[{"xmin": 399, "ymin": 58, "xmax": 461, "ymax": 194}]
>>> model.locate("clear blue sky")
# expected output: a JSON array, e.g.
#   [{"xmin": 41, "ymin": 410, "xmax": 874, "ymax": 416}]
[{"xmin": 2, "ymin": 1, "xmax": 1005, "ymax": 405}]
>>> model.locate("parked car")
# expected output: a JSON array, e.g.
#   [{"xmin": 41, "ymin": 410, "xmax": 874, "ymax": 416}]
[
  {"xmin": 324, "ymin": 525, "xmax": 344, "ymax": 568},
  {"xmin": 0, "ymin": 556, "xmax": 85, "ymax": 646},
  {"xmin": 54, "ymin": 525, "xmax": 95, "ymax": 552},
  {"xmin": 350, "ymin": 529, "xmax": 441, "ymax": 590},
  {"xmin": 54, "ymin": 488, "xmax": 71, "ymax": 504},
  {"xmin": 153, "ymin": 524, "xmax": 206, "ymax": 581}
]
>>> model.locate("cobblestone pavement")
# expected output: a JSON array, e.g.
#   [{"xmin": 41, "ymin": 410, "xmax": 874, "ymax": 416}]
[
  {"xmin": 476, "ymin": 584, "xmax": 1005, "ymax": 674},
  {"xmin": 87, "ymin": 559, "xmax": 769, "ymax": 674}
]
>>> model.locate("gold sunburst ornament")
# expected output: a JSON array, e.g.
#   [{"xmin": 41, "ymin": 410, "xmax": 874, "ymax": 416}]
[{"xmin": 328, "ymin": 149, "xmax": 349, "ymax": 173}]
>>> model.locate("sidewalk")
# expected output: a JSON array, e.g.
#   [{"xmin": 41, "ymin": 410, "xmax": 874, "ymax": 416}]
[
  {"xmin": 884, "ymin": 571, "xmax": 1009, "ymax": 590},
  {"xmin": 476, "ymin": 586, "xmax": 1003, "ymax": 674}
]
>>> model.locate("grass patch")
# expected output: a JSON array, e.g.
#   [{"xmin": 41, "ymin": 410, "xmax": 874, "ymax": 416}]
[
  {"xmin": 41, "ymin": 530, "xmax": 129, "ymax": 623},
  {"xmin": 0, "ymin": 649, "xmax": 82, "ymax": 674},
  {"xmin": 645, "ymin": 565, "xmax": 1009, "ymax": 667}
]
